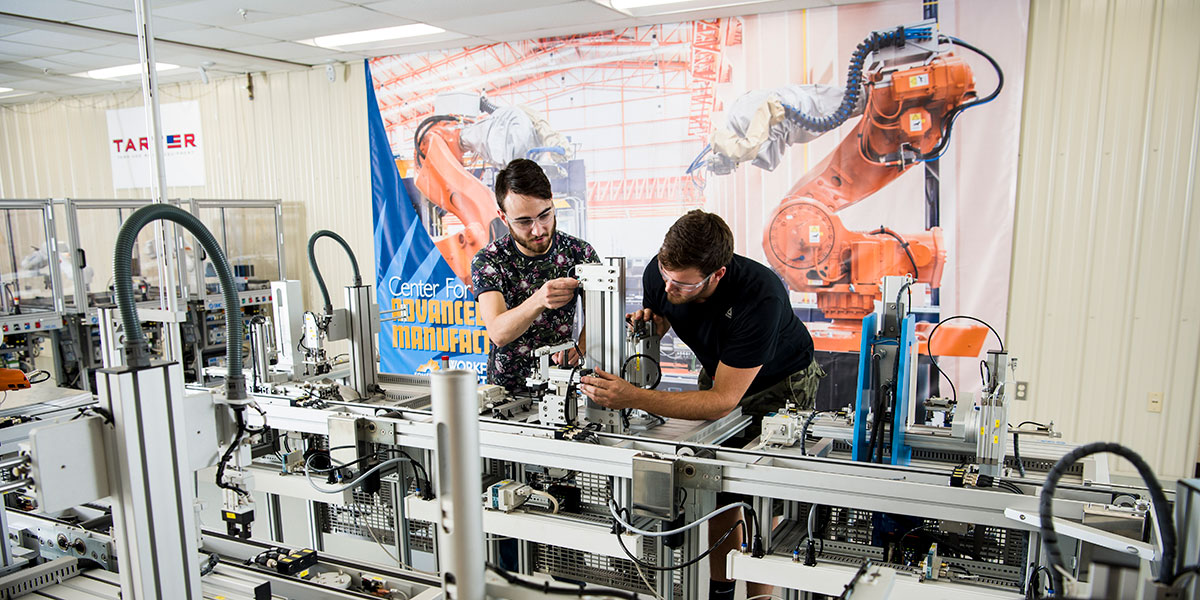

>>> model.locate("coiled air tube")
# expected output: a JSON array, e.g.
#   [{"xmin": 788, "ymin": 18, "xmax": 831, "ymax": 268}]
[
  {"xmin": 113, "ymin": 203, "xmax": 245, "ymax": 399},
  {"xmin": 783, "ymin": 27, "xmax": 914, "ymax": 133},
  {"xmin": 307, "ymin": 230, "xmax": 361, "ymax": 316},
  {"xmin": 1038, "ymin": 442, "xmax": 1175, "ymax": 594}
]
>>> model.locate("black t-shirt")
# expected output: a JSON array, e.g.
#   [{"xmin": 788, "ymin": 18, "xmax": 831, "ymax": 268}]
[{"xmin": 643, "ymin": 254, "xmax": 813, "ymax": 396}]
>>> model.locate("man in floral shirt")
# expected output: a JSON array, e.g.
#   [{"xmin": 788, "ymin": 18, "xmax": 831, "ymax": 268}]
[{"xmin": 471, "ymin": 159, "xmax": 600, "ymax": 392}]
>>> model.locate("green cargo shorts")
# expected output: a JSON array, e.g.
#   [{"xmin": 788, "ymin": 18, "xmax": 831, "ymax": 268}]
[{"xmin": 699, "ymin": 359, "xmax": 827, "ymax": 438}]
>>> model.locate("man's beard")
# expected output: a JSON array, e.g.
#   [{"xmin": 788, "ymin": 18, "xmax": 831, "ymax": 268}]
[
  {"xmin": 665, "ymin": 282, "xmax": 709, "ymax": 305},
  {"xmin": 512, "ymin": 224, "xmax": 554, "ymax": 255}
]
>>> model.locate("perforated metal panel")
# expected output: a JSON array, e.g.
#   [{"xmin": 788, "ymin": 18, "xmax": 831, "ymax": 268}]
[
  {"xmin": 533, "ymin": 538, "xmax": 683, "ymax": 599},
  {"xmin": 317, "ymin": 486, "xmax": 397, "ymax": 545}
]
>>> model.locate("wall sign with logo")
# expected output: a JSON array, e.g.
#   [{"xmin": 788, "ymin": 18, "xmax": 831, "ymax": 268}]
[{"xmin": 106, "ymin": 101, "xmax": 205, "ymax": 189}]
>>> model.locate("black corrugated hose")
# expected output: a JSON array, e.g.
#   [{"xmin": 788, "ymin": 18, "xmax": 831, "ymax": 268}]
[
  {"xmin": 307, "ymin": 230, "xmax": 361, "ymax": 316},
  {"xmin": 1038, "ymin": 442, "xmax": 1175, "ymax": 595},
  {"xmin": 785, "ymin": 27, "xmax": 910, "ymax": 133},
  {"xmin": 112, "ymin": 203, "xmax": 245, "ymax": 400}
]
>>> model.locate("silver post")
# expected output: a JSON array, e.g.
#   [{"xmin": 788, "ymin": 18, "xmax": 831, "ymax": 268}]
[
  {"xmin": 133, "ymin": 0, "xmax": 182, "ymax": 364},
  {"xmin": 430, "ymin": 370, "xmax": 485, "ymax": 600}
]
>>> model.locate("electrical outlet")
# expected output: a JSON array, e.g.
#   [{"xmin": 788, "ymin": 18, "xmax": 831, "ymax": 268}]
[
  {"xmin": 1147, "ymin": 392, "xmax": 1163, "ymax": 413},
  {"xmin": 1014, "ymin": 381, "xmax": 1030, "ymax": 401}
]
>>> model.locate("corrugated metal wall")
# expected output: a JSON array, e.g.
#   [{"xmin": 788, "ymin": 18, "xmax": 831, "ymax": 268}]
[
  {"xmin": 1007, "ymin": 0, "xmax": 1200, "ymax": 478},
  {"xmin": 0, "ymin": 62, "xmax": 372, "ymax": 314}
]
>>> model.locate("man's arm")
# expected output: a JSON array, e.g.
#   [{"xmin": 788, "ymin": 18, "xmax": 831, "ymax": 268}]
[
  {"xmin": 476, "ymin": 278, "xmax": 579, "ymax": 347},
  {"xmin": 581, "ymin": 361, "xmax": 761, "ymax": 421}
]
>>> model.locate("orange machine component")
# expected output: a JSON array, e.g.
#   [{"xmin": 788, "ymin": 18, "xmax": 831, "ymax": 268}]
[
  {"xmin": 0, "ymin": 369, "xmax": 30, "ymax": 391},
  {"xmin": 414, "ymin": 122, "xmax": 503, "ymax": 286},
  {"xmin": 763, "ymin": 53, "xmax": 984, "ymax": 356}
]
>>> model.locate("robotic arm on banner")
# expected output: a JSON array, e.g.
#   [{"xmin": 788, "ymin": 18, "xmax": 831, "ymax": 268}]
[
  {"xmin": 411, "ymin": 97, "xmax": 574, "ymax": 285},
  {"xmin": 696, "ymin": 22, "xmax": 1003, "ymax": 353}
]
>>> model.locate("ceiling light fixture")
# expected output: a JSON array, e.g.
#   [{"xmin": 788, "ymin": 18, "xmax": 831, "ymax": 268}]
[
  {"xmin": 303, "ymin": 23, "xmax": 445, "ymax": 50},
  {"xmin": 72, "ymin": 63, "xmax": 181, "ymax": 80}
]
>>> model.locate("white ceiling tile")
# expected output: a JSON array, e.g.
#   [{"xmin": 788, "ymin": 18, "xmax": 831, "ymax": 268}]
[
  {"xmin": 153, "ymin": 0, "xmax": 292, "ymax": 28},
  {"xmin": 76, "ymin": 0, "xmax": 192, "ymax": 7},
  {"xmin": 227, "ymin": 6, "xmax": 414, "ymax": 40},
  {"xmin": 30, "ymin": 50, "xmax": 131, "ymax": 68},
  {"xmin": 0, "ymin": 29, "xmax": 112, "ymax": 51},
  {"xmin": 0, "ymin": 39, "xmax": 62, "ymax": 59},
  {"xmin": 158, "ymin": 27, "xmax": 277, "ymax": 48},
  {"xmin": 430, "ymin": 2, "xmax": 625, "ymax": 37},
  {"xmin": 0, "ymin": 23, "xmax": 28, "ymax": 37},
  {"xmin": 0, "ymin": 0, "xmax": 124, "ymax": 21},
  {"xmin": 14, "ymin": 57, "xmax": 79, "ymax": 72},
  {"xmin": 69, "ymin": 15, "xmax": 199, "ymax": 35},
  {"xmin": 84, "ymin": 43, "xmax": 141, "ymax": 59},
  {"xmin": 227, "ymin": 41, "xmax": 337, "ymax": 61},
  {"xmin": 363, "ymin": 0, "xmax": 567, "ymax": 22},
  {"xmin": 233, "ymin": 0, "xmax": 352, "ymax": 15}
]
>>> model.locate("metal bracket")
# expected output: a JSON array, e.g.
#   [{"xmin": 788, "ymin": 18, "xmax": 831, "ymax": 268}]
[
  {"xmin": 675, "ymin": 460, "xmax": 722, "ymax": 491},
  {"xmin": 359, "ymin": 418, "xmax": 395, "ymax": 444}
]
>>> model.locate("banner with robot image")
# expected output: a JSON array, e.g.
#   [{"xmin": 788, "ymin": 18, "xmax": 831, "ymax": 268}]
[
  {"xmin": 368, "ymin": 72, "xmax": 490, "ymax": 380},
  {"xmin": 369, "ymin": 0, "xmax": 1027, "ymax": 399}
]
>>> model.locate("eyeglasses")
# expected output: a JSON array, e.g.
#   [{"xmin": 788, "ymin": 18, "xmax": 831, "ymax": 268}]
[
  {"xmin": 658, "ymin": 262, "xmax": 712, "ymax": 292},
  {"xmin": 507, "ymin": 207, "xmax": 554, "ymax": 230}
]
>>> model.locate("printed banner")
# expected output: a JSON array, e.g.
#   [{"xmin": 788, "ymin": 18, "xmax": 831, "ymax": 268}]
[
  {"xmin": 367, "ymin": 76, "xmax": 489, "ymax": 380},
  {"xmin": 368, "ymin": 0, "xmax": 1028, "ymax": 397},
  {"xmin": 106, "ymin": 101, "xmax": 205, "ymax": 188}
]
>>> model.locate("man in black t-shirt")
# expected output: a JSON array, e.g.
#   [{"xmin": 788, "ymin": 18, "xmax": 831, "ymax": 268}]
[{"xmin": 580, "ymin": 209, "xmax": 823, "ymax": 600}]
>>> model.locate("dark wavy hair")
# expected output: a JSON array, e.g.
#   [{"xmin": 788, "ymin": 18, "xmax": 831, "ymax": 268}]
[
  {"xmin": 494, "ymin": 158, "xmax": 551, "ymax": 210},
  {"xmin": 658, "ymin": 210, "xmax": 734, "ymax": 275}
]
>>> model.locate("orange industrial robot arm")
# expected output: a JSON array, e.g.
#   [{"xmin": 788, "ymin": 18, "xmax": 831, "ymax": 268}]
[
  {"xmin": 756, "ymin": 26, "xmax": 1003, "ymax": 354},
  {"xmin": 412, "ymin": 119, "xmax": 503, "ymax": 287}
]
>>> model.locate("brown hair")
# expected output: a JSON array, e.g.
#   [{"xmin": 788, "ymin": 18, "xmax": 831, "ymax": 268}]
[
  {"xmin": 493, "ymin": 158, "xmax": 551, "ymax": 210},
  {"xmin": 658, "ymin": 210, "xmax": 733, "ymax": 275}
]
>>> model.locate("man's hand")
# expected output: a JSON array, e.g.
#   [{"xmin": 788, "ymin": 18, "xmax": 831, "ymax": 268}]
[
  {"xmin": 626, "ymin": 308, "xmax": 669, "ymax": 337},
  {"xmin": 534, "ymin": 277, "xmax": 579, "ymax": 311},
  {"xmin": 580, "ymin": 369, "xmax": 639, "ymax": 410},
  {"xmin": 552, "ymin": 345, "xmax": 583, "ymax": 367}
]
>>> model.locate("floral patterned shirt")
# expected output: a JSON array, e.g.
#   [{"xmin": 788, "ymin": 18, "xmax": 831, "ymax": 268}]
[{"xmin": 471, "ymin": 231, "xmax": 600, "ymax": 391}]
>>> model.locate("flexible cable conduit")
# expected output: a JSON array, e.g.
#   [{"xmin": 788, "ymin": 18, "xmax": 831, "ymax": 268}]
[
  {"xmin": 307, "ymin": 230, "xmax": 361, "ymax": 316},
  {"xmin": 112, "ymin": 203, "xmax": 246, "ymax": 399}
]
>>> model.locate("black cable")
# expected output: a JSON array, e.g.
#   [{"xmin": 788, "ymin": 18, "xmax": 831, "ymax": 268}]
[
  {"xmin": 199, "ymin": 552, "xmax": 221, "ymax": 577},
  {"xmin": 917, "ymin": 36, "xmax": 1005, "ymax": 161},
  {"xmin": 1013, "ymin": 431, "xmax": 1027, "ymax": 477},
  {"xmin": 799, "ymin": 410, "xmax": 831, "ymax": 456},
  {"xmin": 1017, "ymin": 420, "xmax": 1050, "ymax": 430},
  {"xmin": 25, "ymin": 370, "xmax": 51, "ymax": 385},
  {"xmin": 621, "ymin": 353, "xmax": 662, "ymax": 389},
  {"xmin": 948, "ymin": 564, "xmax": 973, "ymax": 576},
  {"xmin": 388, "ymin": 449, "xmax": 432, "ymax": 498},
  {"xmin": 413, "ymin": 115, "xmax": 460, "ymax": 167},
  {"xmin": 1039, "ymin": 442, "xmax": 1175, "ymax": 594},
  {"xmin": 837, "ymin": 560, "xmax": 875, "ymax": 600},
  {"xmin": 869, "ymin": 227, "xmax": 919, "ymax": 279},
  {"xmin": 615, "ymin": 517, "xmax": 746, "ymax": 572},
  {"xmin": 485, "ymin": 562, "xmax": 640, "ymax": 599},
  {"xmin": 1026, "ymin": 564, "xmax": 1050, "ymax": 599},
  {"xmin": 998, "ymin": 481, "xmax": 1025, "ymax": 495},
  {"xmin": 926, "ymin": 315, "xmax": 1005, "ymax": 404},
  {"xmin": 215, "ymin": 407, "xmax": 249, "ymax": 497}
]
